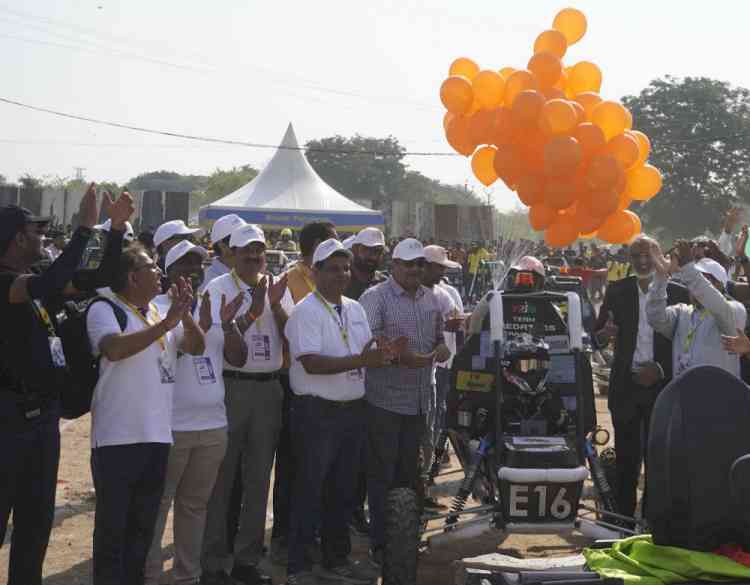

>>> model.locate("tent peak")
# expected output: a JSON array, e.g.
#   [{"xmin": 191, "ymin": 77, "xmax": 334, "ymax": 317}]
[{"xmin": 280, "ymin": 123, "xmax": 300, "ymax": 149}]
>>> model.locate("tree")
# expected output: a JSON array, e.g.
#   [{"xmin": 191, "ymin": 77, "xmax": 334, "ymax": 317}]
[
  {"xmin": 203, "ymin": 165, "xmax": 258, "ymax": 204},
  {"xmin": 623, "ymin": 76, "xmax": 750, "ymax": 238},
  {"xmin": 126, "ymin": 170, "xmax": 208, "ymax": 193},
  {"xmin": 19, "ymin": 174, "xmax": 43, "ymax": 189}
]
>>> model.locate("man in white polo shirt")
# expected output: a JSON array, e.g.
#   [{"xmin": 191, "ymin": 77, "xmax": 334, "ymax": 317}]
[
  {"xmin": 154, "ymin": 219, "xmax": 203, "ymax": 274},
  {"xmin": 284, "ymin": 239, "xmax": 386, "ymax": 585},
  {"xmin": 203, "ymin": 214, "xmax": 247, "ymax": 291},
  {"xmin": 86, "ymin": 244, "xmax": 205, "ymax": 585},
  {"xmin": 201, "ymin": 224, "xmax": 292, "ymax": 585},
  {"xmin": 145, "ymin": 241, "xmax": 247, "ymax": 585}
]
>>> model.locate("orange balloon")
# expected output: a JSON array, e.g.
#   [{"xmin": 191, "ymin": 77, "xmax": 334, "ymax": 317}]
[
  {"xmin": 443, "ymin": 111, "xmax": 454, "ymax": 132},
  {"xmin": 569, "ymin": 61, "xmax": 602, "ymax": 95},
  {"xmin": 573, "ymin": 123, "xmax": 607, "ymax": 160},
  {"xmin": 580, "ymin": 231, "xmax": 598, "ymax": 239},
  {"xmin": 598, "ymin": 210, "xmax": 638, "ymax": 244},
  {"xmin": 545, "ymin": 218, "xmax": 580, "ymax": 248},
  {"xmin": 554, "ymin": 68, "xmax": 569, "ymax": 92},
  {"xmin": 449, "ymin": 57, "xmax": 479, "ymax": 79},
  {"xmin": 471, "ymin": 146, "xmax": 499, "ymax": 186},
  {"xmin": 574, "ymin": 92, "xmax": 603, "ymax": 122},
  {"xmin": 534, "ymin": 29, "xmax": 568, "ymax": 59},
  {"xmin": 528, "ymin": 52, "xmax": 562, "ymax": 88},
  {"xmin": 473, "ymin": 69, "xmax": 506, "ymax": 109},
  {"xmin": 579, "ymin": 188, "xmax": 619, "ymax": 219},
  {"xmin": 529, "ymin": 203, "xmax": 559, "ymax": 231},
  {"xmin": 493, "ymin": 144, "xmax": 526, "ymax": 188},
  {"xmin": 511, "ymin": 89, "xmax": 546, "ymax": 127},
  {"xmin": 542, "ymin": 87, "xmax": 566, "ymax": 101},
  {"xmin": 517, "ymin": 128, "xmax": 547, "ymax": 174},
  {"xmin": 624, "ymin": 109, "xmax": 633, "ymax": 131},
  {"xmin": 629, "ymin": 130, "xmax": 651, "ymax": 167},
  {"xmin": 505, "ymin": 70, "xmax": 538, "ymax": 107},
  {"xmin": 569, "ymin": 101, "xmax": 585, "ymax": 125},
  {"xmin": 499, "ymin": 66, "xmax": 516, "ymax": 79},
  {"xmin": 606, "ymin": 133, "xmax": 640, "ymax": 171},
  {"xmin": 625, "ymin": 164, "xmax": 662, "ymax": 201},
  {"xmin": 489, "ymin": 108, "xmax": 515, "ymax": 147},
  {"xmin": 440, "ymin": 76, "xmax": 474, "ymax": 115},
  {"xmin": 516, "ymin": 174, "xmax": 545, "ymax": 206},
  {"xmin": 465, "ymin": 95, "xmax": 482, "ymax": 116},
  {"xmin": 591, "ymin": 101, "xmax": 630, "ymax": 141},
  {"xmin": 553, "ymin": 8, "xmax": 587, "ymax": 45},
  {"xmin": 544, "ymin": 178, "xmax": 578, "ymax": 210},
  {"xmin": 445, "ymin": 115, "xmax": 476, "ymax": 156},
  {"xmin": 573, "ymin": 205, "xmax": 606, "ymax": 234},
  {"xmin": 466, "ymin": 108, "xmax": 497, "ymax": 146},
  {"xmin": 624, "ymin": 210, "xmax": 642, "ymax": 238},
  {"xmin": 540, "ymin": 99, "xmax": 578, "ymax": 135},
  {"xmin": 544, "ymin": 135, "xmax": 582, "ymax": 177},
  {"xmin": 586, "ymin": 154, "xmax": 625, "ymax": 192},
  {"xmin": 616, "ymin": 189, "xmax": 632, "ymax": 211}
]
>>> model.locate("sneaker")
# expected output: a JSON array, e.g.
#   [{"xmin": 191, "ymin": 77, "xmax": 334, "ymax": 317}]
[
  {"xmin": 231, "ymin": 564, "xmax": 272, "ymax": 585},
  {"xmin": 271, "ymin": 537, "xmax": 289, "ymax": 566},
  {"xmin": 349, "ymin": 509, "xmax": 370, "ymax": 537},
  {"xmin": 286, "ymin": 571, "xmax": 321, "ymax": 585},
  {"xmin": 318, "ymin": 559, "xmax": 378, "ymax": 584},
  {"xmin": 200, "ymin": 571, "xmax": 241, "ymax": 585}
]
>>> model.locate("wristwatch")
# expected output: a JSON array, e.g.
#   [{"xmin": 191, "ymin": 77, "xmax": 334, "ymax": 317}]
[{"xmin": 737, "ymin": 254, "xmax": 750, "ymax": 264}]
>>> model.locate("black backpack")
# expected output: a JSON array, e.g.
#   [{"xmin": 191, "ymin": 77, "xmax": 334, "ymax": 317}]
[{"xmin": 57, "ymin": 297, "xmax": 127, "ymax": 420}]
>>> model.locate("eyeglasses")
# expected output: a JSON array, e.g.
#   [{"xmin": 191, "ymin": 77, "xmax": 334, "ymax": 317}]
[{"xmin": 397, "ymin": 259, "xmax": 426, "ymax": 269}]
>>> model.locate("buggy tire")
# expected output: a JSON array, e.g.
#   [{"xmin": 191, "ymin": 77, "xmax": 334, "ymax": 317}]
[{"xmin": 383, "ymin": 487, "xmax": 419, "ymax": 585}]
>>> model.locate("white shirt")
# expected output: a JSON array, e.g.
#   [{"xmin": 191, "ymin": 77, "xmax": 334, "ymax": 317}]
[
  {"xmin": 438, "ymin": 281, "xmax": 464, "ymax": 369},
  {"xmin": 632, "ymin": 285, "xmax": 655, "ymax": 368},
  {"xmin": 87, "ymin": 296, "xmax": 179, "ymax": 448},
  {"xmin": 285, "ymin": 293, "xmax": 372, "ymax": 401},
  {"xmin": 153, "ymin": 294, "xmax": 227, "ymax": 432},
  {"xmin": 201, "ymin": 257, "xmax": 231, "ymax": 293},
  {"xmin": 206, "ymin": 272, "xmax": 293, "ymax": 373}
]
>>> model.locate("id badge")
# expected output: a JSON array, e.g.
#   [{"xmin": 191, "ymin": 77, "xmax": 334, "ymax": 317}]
[
  {"xmin": 346, "ymin": 369, "xmax": 363, "ymax": 382},
  {"xmin": 49, "ymin": 336, "xmax": 66, "ymax": 368},
  {"xmin": 193, "ymin": 356, "xmax": 217, "ymax": 385},
  {"xmin": 158, "ymin": 351, "xmax": 176, "ymax": 384},
  {"xmin": 251, "ymin": 334, "xmax": 271, "ymax": 361}
]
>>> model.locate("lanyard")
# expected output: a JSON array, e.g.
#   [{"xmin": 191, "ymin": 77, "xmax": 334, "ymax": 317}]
[
  {"xmin": 314, "ymin": 290, "xmax": 352, "ymax": 354},
  {"xmin": 299, "ymin": 265, "xmax": 316, "ymax": 294},
  {"xmin": 682, "ymin": 309, "xmax": 708, "ymax": 353},
  {"xmin": 231, "ymin": 269, "xmax": 263, "ymax": 329},
  {"xmin": 115, "ymin": 294, "xmax": 166, "ymax": 351},
  {"xmin": 32, "ymin": 302, "xmax": 56, "ymax": 337}
]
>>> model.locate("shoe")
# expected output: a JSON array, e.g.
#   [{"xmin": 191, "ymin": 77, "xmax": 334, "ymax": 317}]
[
  {"xmin": 286, "ymin": 571, "xmax": 321, "ymax": 585},
  {"xmin": 318, "ymin": 559, "xmax": 379, "ymax": 584},
  {"xmin": 423, "ymin": 495, "xmax": 448, "ymax": 511},
  {"xmin": 271, "ymin": 537, "xmax": 289, "ymax": 566},
  {"xmin": 349, "ymin": 509, "xmax": 370, "ymax": 537},
  {"xmin": 231, "ymin": 564, "xmax": 273, "ymax": 585},
  {"xmin": 200, "ymin": 571, "xmax": 241, "ymax": 585}
]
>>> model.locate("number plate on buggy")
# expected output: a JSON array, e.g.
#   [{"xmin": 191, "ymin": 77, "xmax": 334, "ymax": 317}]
[{"xmin": 501, "ymin": 482, "xmax": 580, "ymax": 523}]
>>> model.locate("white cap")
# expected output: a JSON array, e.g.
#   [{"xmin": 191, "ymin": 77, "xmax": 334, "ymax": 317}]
[
  {"xmin": 211, "ymin": 214, "xmax": 246, "ymax": 244},
  {"xmin": 353, "ymin": 227, "xmax": 386, "ymax": 248},
  {"xmin": 694, "ymin": 258, "xmax": 728, "ymax": 288},
  {"xmin": 424, "ymin": 245, "xmax": 460, "ymax": 269},
  {"xmin": 229, "ymin": 224, "xmax": 266, "ymax": 248},
  {"xmin": 342, "ymin": 235, "xmax": 356, "ymax": 250},
  {"xmin": 512, "ymin": 256, "xmax": 545, "ymax": 277},
  {"xmin": 313, "ymin": 238, "xmax": 352, "ymax": 265},
  {"xmin": 164, "ymin": 240, "xmax": 208, "ymax": 271},
  {"xmin": 93, "ymin": 218, "xmax": 135, "ymax": 242},
  {"xmin": 154, "ymin": 220, "xmax": 202, "ymax": 248},
  {"xmin": 392, "ymin": 238, "xmax": 424, "ymax": 261}
]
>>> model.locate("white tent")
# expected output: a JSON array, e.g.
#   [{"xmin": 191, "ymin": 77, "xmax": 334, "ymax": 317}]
[{"xmin": 199, "ymin": 123, "xmax": 384, "ymax": 230}]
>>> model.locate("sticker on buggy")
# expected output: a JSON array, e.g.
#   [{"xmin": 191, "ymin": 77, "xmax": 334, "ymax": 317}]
[{"xmin": 456, "ymin": 371, "xmax": 494, "ymax": 392}]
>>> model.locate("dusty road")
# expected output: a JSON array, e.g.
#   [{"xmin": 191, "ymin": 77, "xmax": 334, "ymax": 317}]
[{"xmin": 1, "ymin": 394, "xmax": 615, "ymax": 585}]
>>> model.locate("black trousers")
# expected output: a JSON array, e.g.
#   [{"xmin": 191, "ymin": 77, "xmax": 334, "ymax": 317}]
[
  {"xmin": 612, "ymin": 378, "xmax": 658, "ymax": 520},
  {"xmin": 0, "ymin": 391, "xmax": 60, "ymax": 585},
  {"xmin": 287, "ymin": 396, "xmax": 365, "ymax": 575},
  {"xmin": 91, "ymin": 442, "xmax": 170, "ymax": 585},
  {"xmin": 366, "ymin": 403, "xmax": 423, "ymax": 552},
  {"xmin": 271, "ymin": 374, "xmax": 294, "ymax": 541}
]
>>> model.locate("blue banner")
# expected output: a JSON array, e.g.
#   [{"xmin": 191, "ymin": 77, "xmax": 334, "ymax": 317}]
[{"xmin": 199, "ymin": 206, "xmax": 384, "ymax": 229}]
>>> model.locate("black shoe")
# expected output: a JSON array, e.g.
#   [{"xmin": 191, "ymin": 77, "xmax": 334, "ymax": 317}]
[
  {"xmin": 200, "ymin": 570, "xmax": 241, "ymax": 585},
  {"xmin": 423, "ymin": 496, "xmax": 447, "ymax": 511},
  {"xmin": 231, "ymin": 564, "xmax": 273, "ymax": 585},
  {"xmin": 350, "ymin": 509, "xmax": 370, "ymax": 536}
]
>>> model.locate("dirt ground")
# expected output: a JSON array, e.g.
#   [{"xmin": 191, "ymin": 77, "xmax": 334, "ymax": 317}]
[{"xmin": 1, "ymin": 394, "xmax": 616, "ymax": 585}]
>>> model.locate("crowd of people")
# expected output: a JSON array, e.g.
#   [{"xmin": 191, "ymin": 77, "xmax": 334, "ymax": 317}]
[{"xmin": 4, "ymin": 184, "xmax": 750, "ymax": 585}]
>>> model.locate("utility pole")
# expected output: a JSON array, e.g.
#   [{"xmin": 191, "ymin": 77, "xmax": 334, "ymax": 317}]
[{"xmin": 73, "ymin": 167, "xmax": 85, "ymax": 181}]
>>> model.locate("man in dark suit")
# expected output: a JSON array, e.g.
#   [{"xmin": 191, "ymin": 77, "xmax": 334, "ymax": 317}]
[{"xmin": 594, "ymin": 235, "xmax": 689, "ymax": 522}]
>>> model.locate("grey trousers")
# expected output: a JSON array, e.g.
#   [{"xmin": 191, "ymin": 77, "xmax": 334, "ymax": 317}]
[
  {"xmin": 201, "ymin": 376, "xmax": 283, "ymax": 573},
  {"xmin": 145, "ymin": 427, "xmax": 228, "ymax": 585}
]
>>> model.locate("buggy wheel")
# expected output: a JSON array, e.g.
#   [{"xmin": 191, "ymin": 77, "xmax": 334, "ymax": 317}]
[{"xmin": 383, "ymin": 487, "xmax": 420, "ymax": 585}]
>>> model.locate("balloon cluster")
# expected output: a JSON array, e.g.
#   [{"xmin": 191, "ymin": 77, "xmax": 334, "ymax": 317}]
[{"xmin": 439, "ymin": 8, "xmax": 662, "ymax": 247}]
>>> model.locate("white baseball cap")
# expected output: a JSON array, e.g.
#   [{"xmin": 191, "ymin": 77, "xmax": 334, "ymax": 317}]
[
  {"xmin": 353, "ymin": 227, "xmax": 386, "ymax": 248},
  {"xmin": 695, "ymin": 258, "xmax": 728, "ymax": 288},
  {"xmin": 392, "ymin": 238, "xmax": 425, "ymax": 261},
  {"xmin": 313, "ymin": 238, "xmax": 352, "ymax": 265},
  {"xmin": 342, "ymin": 235, "xmax": 356, "ymax": 250},
  {"xmin": 93, "ymin": 218, "xmax": 135, "ymax": 242},
  {"xmin": 164, "ymin": 240, "xmax": 208, "ymax": 271},
  {"xmin": 211, "ymin": 214, "xmax": 246, "ymax": 244},
  {"xmin": 229, "ymin": 224, "xmax": 266, "ymax": 249},
  {"xmin": 154, "ymin": 220, "xmax": 202, "ymax": 249},
  {"xmin": 424, "ymin": 245, "xmax": 460, "ymax": 269}
]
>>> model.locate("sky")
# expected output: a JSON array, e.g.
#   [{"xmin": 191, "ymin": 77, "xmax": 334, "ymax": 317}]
[{"xmin": 1, "ymin": 0, "xmax": 749, "ymax": 211}]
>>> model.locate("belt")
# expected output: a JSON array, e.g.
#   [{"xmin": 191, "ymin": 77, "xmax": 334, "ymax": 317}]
[
  {"xmin": 223, "ymin": 370, "xmax": 280, "ymax": 382},
  {"xmin": 297, "ymin": 395, "xmax": 364, "ymax": 407}
]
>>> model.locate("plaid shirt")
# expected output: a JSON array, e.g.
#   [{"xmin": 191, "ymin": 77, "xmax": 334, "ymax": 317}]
[{"xmin": 360, "ymin": 278, "xmax": 445, "ymax": 415}]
